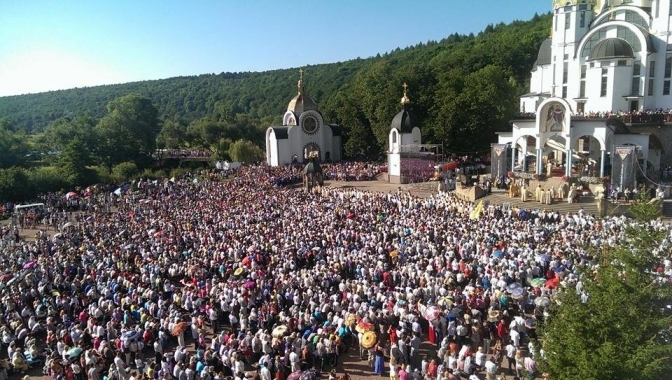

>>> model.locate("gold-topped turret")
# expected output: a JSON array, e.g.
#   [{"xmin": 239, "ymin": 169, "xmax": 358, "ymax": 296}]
[
  {"xmin": 400, "ymin": 83, "xmax": 411, "ymax": 108},
  {"xmin": 297, "ymin": 68, "xmax": 305, "ymax": 95}
]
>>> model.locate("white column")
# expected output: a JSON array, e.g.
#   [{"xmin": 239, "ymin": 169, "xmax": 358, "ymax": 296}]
[
  {"xmin": 600, "ymin": 150, "xmax": 606, "ymax": 177},
  {"xmin": 522, "ymin": 143, "xmax": 528, "ymax": 172},
  {"xmin": 536, "ymin": 148, "xmax": 543, "ymax": 174},
  {"xmin": 511, "ymin": 146, "xmax": 516, "ymax": 172},
  {"xmin": 566, "ymin": 149, "xmax": 573, "ymax": 177}
]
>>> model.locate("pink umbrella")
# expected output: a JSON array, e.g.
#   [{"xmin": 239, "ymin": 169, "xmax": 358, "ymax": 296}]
[
  {"xmin": 423, "ymin": 305, "xmax": 441, "ymax": 322},
  {"xmin": 243, "ymin": 281, "xmax": 256, "ymax": 289},
  {"xmin": 65, "ymin": 192, "xmax": 78, "ymax": 200},
  {"xmin": 23, "ymin": 261, "xmax": 36, "ymax": 269}
]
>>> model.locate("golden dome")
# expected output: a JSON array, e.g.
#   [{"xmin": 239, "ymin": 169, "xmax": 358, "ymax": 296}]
[{"xmin": 287, "ymin": 68, "xmax": 317, "ymax": 115}]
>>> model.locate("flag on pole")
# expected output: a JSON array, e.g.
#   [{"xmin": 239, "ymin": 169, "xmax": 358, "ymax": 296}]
[{"xmin": 470, "ymin": 200, "xmax": 484, "ymax": 220}]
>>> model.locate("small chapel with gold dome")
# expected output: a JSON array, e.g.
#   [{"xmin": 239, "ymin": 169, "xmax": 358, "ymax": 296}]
[{"xmin": 265, "ymin": 69, "xmax": 342, "ymax": 166}]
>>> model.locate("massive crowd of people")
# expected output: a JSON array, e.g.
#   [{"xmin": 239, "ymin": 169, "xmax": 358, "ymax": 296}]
[{"xmin": 0, "ymin": 163, "xmax": 670, "ymax": 380}]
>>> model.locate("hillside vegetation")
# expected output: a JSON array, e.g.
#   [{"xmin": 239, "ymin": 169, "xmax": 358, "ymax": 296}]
[{"xmin": 0, "ymin": 13, "xmax": 550, "ymax": 158}]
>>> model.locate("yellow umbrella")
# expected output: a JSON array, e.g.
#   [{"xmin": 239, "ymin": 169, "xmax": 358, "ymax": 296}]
[
  {"xmin": 272, "ymin": 325, "xmax": 288, "ymax": 338},
  {"xmin": 437, "ymin": 297, "xmax": 453, "ymax": 307},
  {"xmin": 390, "ymin": 250, "xmax": 399, "ymax": 258},
  {"xmin": 234, "ymin": 267, "xmax": 245, "ymax": 276},
  {"xmin": 345, "ymin": 314, "xmax": 356, "ymax": 326},
  {"xmin": 361, "ymin": 331, "xmax": 377, "ymax": 349}
]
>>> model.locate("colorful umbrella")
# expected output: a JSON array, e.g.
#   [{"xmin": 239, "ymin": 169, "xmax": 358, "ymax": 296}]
[
  {"xmin": 530, "ymin": 278, "xmax": 547, "ymax": 287},
  {"xmin": 67, "ymin": 347, "xmax": 83, "ymax": 357},
  {"xmin": 23, "ymin": 261, "xmax": 36, "ymax": 269},
  {"xmin": 507, "ymin": 282, "xmax": 523, "ymax": 292},
  {"xmin": 122, "ymin": 330, "xmax": 140, "ymax": 340},
  {"xmin": 355, "ymin": 320, "xmax": 373, "ymax": 333},
  {"xmin": 423, "ymin": 305, "xmax": 441, "ymax": 322},
  {"xmin": 437, "ymin": 297, "xmax": 453, "ymax": 307},
  {"xmin": 272, "ymin": 325, "xmax": 288, "ymax": 338},
  {"xmin": 287, "ymin": 371, "xmax": 302, "ymax": 380},
  {"xmin": 510, "ymin": 287, "xmax": 525, "ymax": 298},
  {"xmin": 234, "ymin": 267, "xmax": 245, "ymax": 276},
  {"xmin": 545, "ymin": 277, "xmax": 560, "ymax": 289},
  {"xmin": 534, "ymin": 296, "xmax": 551, "ymax": 308},
  {"xmin": 65, "ymin": 192, "xmax": 78, "ymax": 200},
  {"xmin": 345, "ymin": 314, "xmax": 357, "ymax": 326},
  {"xmin": 361, "ymin": 331, "xmax": 377, "ymax": 349},
  {"xmin": 244, "ymin": 281, "xmax": 256, "ymax": 289},
  {"xmin": 171, "ymin": 322, "xmax": 188, "ymax": 336},
  {"xmin": 389, "ymin": 250, "xmax": 399, "ymax": 258}
]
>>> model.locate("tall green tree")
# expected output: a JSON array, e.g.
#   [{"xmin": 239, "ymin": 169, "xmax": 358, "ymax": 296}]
[
  {"xmin": 43, "ymin": 116, "xmax": 99, "ymax": 153},
  {"xmin": 228, "ymin": 139, "xmax": 264, "ymax": 163},
  {"xmin": 540, "ymin": 202, "xmax": 672, "ymax": 380},
  {"xmin": 96, "ymin": 94, "xmax": 159, "ymax": 169},
  {"xmin": 157, "ymin": 118, "xmax": 188, "ymax": 149},
  {"xmin": 0, "ymin": 125, "xmax": 30, "ymax": 169},
  {"xmin": 57, "ymin": 138, "xmax": 96, "ymax": 187}
]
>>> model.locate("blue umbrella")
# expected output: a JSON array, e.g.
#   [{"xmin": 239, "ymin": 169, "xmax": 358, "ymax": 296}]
[
  {"xmin": 492, "ymin": 250, "xmax": 504, "ymax": 258},
  {"xmin": 122, "ymin": 330, "xmax": 139, "ymax": 340},
  {"xmin": 510, "ymin": 287, "xmax": 525, "ymax": 298}
]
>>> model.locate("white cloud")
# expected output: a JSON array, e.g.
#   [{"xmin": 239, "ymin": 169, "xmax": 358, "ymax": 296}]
[{"xmin": 0, "ymin": 49, "xmax": 131, "ymax": 97}]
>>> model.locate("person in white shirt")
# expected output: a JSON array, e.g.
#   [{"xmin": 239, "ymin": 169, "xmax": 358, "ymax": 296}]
[
  {"xmin": 259, "ymin": 364, "xmax": 272, "ymax": 380},
  {"xmin": 484, "ymin": 359, "xmax": 497, "ymax": 380},
  {"xmin": 114, "ymin": 353, "xmax": 128, "ymax": 380},
  {"xmin": 510, "ymin": 329, "xmax": 520, "ymax": 348}
]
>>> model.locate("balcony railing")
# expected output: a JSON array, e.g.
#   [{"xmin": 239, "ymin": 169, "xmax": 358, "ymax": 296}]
[{"xmin": 514, "ymin": 113, "xmax": 672, "ymax": 124}]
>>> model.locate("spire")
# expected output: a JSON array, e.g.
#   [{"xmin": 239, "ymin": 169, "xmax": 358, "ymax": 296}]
[
  {"xmin": 400, "ymin": 82, "xmax": 411, "ymax": 109},
  {"xmin": 297, "ymin": 68, "xmax": 305, "ymax": 95}
]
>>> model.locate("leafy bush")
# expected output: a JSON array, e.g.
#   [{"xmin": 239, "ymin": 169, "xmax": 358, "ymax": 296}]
[
  {"xmin": 27, "ymin": 167, "xmax": 69, "ymax": 194},
  {"xmin": 111, "ymin": 162, "xmax": 139, "ymax": 183},
  {"xmin": 0, "ymin": 167, "xmax": 33, "ymax": 202},
  {"xmin": 140, "ymin": 168, "xmax": 166, "ymax": 180},
  {"xmin": 93, "ymin": 166, "xmax": 114, "ymax": 185}
]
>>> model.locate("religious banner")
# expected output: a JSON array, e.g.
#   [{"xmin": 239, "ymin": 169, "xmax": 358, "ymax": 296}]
[
  {"xmin": 611, "ymin": 146, "xmax": 636, "ymax": 190},
  {"xmin": 490, "ymin": 144, "xmax": 509, "ymax": 180}
]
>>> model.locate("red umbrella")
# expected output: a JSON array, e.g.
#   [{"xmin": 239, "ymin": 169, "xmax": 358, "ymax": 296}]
[
  {"xmin": 545, "ymin": 277, "xmax": 560, "ymax": 289},
  {"xmin": 355, "ymin": 321, "xmax": 373, "ymax": 333},
  {"xmin": 441, "ymin": 161, "xmax": 459, "ymax": 171}
]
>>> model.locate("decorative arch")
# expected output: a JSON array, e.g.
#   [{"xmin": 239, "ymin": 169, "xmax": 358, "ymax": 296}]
[
  {"xmin": 513, "ymin": 134, "xmax": 537, "ymax": 150},
  {"xmin": 265, "ymin": 128, "xmax": 273, "ymax": 164},
  {"xmin": 575, "ymin": 20, "xmax": 651, "ymax": 59},
  {"xmin": 283, "ymin": 111, "xmax": 297, "ymax": 126},
  {"xmin": 302, "ymin": 142, "xmax": 321, "ymax": 161},
  {"xmin": 591, "ymin": 5, "xmax": 651, "ymax": 29},
  {"xmin": 535, "ymin": 98, "xmax": 573, "ymax": 148},
  {"xmin": 574, "ymin": 134, "xmax": 606, "ymax": 151}
]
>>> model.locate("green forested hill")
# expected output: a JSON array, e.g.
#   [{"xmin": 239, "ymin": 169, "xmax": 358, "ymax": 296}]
[{"xmin": 0, "ymin": 13, "xmax": 550, "ymax": 155}]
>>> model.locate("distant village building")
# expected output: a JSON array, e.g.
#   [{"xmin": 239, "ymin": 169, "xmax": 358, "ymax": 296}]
[
  {"xmin": 265, "ymin": 69, "xmax": 342, "ymax": 166},
  {"xmin": 497, "ymin": 0, "xmax": 672, "ymax": 187}
]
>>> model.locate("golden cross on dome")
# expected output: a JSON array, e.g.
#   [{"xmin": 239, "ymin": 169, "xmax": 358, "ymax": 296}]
[{"xmin": 400, "ymin": 82, "xmax": 411, "ymax": 107}]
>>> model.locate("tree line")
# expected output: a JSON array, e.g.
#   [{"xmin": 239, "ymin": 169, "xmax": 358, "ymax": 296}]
[{"xmin": 0, "ymin": 14, "xmax": 550, "ymax": 156}]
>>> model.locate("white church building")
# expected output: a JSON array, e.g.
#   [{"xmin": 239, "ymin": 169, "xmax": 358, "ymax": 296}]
[
  {"xmin": 265, "ymin": 69, "xmax": 342, "ymax": 166},
  {"xmin": 497, "ymin": 0, "xmax": 672, "ymax": 182}
]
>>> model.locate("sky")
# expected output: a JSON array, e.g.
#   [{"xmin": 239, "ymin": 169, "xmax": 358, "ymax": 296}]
[{"xmin": 0, "ymin": 0, "xmax": 550, "ymax": 97}]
